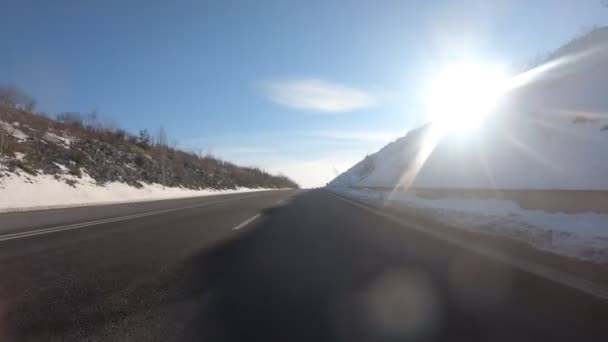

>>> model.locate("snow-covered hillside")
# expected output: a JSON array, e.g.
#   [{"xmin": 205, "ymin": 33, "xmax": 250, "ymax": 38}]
[
  {"xmin": 329, "ymin": 28, "xmax": 608, "ymax": 264},
  {"xmin": 331, "ymin": 110, "xmax": 608, "ymax": 190},
  {"xmin": 0, "ymin": 101, "xmax": 297, "ymax": 212},
  {"xmin": 331, "ymin": 27, "xmax": 608, "ymax": 191}
]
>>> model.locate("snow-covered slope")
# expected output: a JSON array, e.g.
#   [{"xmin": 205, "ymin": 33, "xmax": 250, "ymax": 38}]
[
  {"xmin": 329, "ymin": 28, "xmax": 608, "ymax": 264},
  {"xmin": 331, "ymin": 27, "xmax": 608, "ymax": 191},
  {"xmin": 1, "ymin": 95, "xmax": 298, "ymax": 212},
  {"xmin": 0, "ymin": 170, "xmax": 281, "ymax": 213},
  {"xmin": 331, "ymin": 113, "xmax": 608, "ymax": 190}
]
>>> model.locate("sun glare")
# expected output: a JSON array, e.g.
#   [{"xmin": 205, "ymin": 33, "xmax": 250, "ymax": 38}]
[{"xmin": 425, "ymin": 63, "xmax": 508, "ymax": 131}]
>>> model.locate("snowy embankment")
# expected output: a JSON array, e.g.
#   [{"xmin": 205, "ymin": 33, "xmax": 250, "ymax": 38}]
[
  {"xmin": 330, "ymin": 187, "xmax": 608, "ymax": 263},
  {"xmin": 0, "ymin": 170, "xmax": 280, "ymax": 213},
  {"xmin": 328, "ymin": 28, "xmax": 608, "ymax": 264}
]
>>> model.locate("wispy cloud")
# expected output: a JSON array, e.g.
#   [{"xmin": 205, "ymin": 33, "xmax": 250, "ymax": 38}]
[
  {"xmin": 179, "ymin": 129, "xmax": 405, "ymax": 188},
  {"xmin": 262, "ymin": 79, "xmax": 376, "ymax": 113},
  {"xmin": 219, "ymin": 147, "xmax": 274, "ymax": 154}
]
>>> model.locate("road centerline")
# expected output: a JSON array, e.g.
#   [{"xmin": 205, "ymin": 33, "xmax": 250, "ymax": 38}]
[
  {"xmin": 233, "ymin": 214, "xmax": 261, "ymax": 230},
  {"xmin": 0, "ymin": 193, "xmax": 269, "ymax": 242}
]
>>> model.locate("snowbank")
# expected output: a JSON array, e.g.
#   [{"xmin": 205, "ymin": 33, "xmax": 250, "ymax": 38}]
[
  {"xmin": 331, "ymin": 187, "xmax": 608, "ymax": 263},
  {"xmin": 0, "ymin": 170, "xmax": 281, "ymax": 213}
]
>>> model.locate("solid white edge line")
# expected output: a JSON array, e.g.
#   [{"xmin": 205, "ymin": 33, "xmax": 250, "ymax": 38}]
[
  {"xmin": 0, "ymin": 193, "xmax": 266, "ymax": 242},
  {"xmin": 233, "ymin": 214, "xmax": 261, "ymax": 230},
  {"xmin": 326, "ymin": 190, "xmax": 608, "ymax": 301}
]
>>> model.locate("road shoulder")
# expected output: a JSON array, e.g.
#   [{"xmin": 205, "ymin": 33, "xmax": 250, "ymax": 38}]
[{"xmin": 326, "ymin": 189, "xmax": 608, "ymax": 301}]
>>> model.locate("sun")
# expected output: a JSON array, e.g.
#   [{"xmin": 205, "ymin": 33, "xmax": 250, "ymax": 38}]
[{"xmin": 424, "ymin": 62, "xmax": 508, "ymax": 131}]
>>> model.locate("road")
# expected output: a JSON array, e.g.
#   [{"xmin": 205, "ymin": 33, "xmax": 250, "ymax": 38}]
[{"xmin": 0, "ymin": 189, "xmax": 606, "ymax": 341}]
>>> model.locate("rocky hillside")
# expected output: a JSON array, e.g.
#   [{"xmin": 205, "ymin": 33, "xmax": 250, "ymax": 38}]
[{"xmin": 0, "ymin": 105, "xmax": 298, "ymax": 191}]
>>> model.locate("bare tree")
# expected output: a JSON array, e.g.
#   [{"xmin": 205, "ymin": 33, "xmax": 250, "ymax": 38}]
[
  {"xmin": 22, "ymin": 97, "xmax": 36, "ymax": 112},
  {"xmin": 0, "ymin": 85, "xmax": 18, "ymax": 108},
  {"xmin": 85, "ymin": 109, "xmax": 99, "ymax": 131},
  {"xmin": 170, "ymin": 138, "xmax": 179, "ymax": 149},
  {"xmin": 0, "ymin": 124, "xmax": 15, "ymax": 173},
  {"xmin": 0, "ymin": 85, "xmax": 36, "ymax": 111},
  {"xmin": 156, "ymin": 126, "xmax": 168, "ymax": 147},
  {"xmin": 56, "ymin": 112, "xmax": 84, "ymax": 126},
  {"xmin": 0, "ymin": 125, "xmax": 5, "ymax": 171},
  {"xmin": 156, "ymin": 126, "xmax": 168, "ymax": 186}
]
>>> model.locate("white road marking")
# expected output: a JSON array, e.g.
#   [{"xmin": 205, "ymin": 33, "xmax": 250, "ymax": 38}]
[
  {"xmin": 233, "ymin": 214, "xmax": 261, "ymax": 230},
  {"xmin": 0, "ymin": 194, "xmax": 265, "ymax": 242},
  {"xmin": 327, "ymin": 191, "xmax": 608, "ymax": 301}
]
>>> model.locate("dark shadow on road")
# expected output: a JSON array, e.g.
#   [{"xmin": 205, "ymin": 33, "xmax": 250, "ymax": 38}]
[
  {"xmin": 170, "ymin": 190, "xmax": 580, "ymax": 342},
  {"xmin": 168, "ymin": 190, "xmax": 608, "ymax": 342}
]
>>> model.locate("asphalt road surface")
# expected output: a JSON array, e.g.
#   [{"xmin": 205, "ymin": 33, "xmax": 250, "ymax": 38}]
[{"xmin": 0, "ymin": 189, "xmax": 606, "ymax": 341}]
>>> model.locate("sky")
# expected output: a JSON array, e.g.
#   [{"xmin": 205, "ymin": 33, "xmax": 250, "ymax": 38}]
[{"xmin": 1, "ymin": 0, "xmax": 607, "ymax": 187}]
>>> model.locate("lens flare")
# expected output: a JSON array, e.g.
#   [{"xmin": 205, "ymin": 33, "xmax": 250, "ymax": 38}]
[{"xmin": 425, "ymin": 63, "xmax": 508, "ymax": 131}]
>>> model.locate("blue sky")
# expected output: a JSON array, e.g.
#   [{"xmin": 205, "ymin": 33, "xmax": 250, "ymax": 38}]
[{"xmin": 2, "ymin": 0, "xmax": 607, "ymax": 187}]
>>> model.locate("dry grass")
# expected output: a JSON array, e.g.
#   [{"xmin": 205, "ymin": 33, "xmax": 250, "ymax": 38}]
[{"xmin": 0, "ymin": 104, "xmax": 299, "ymax": 189}]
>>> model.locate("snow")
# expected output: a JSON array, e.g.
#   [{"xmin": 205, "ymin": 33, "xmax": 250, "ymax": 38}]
[
  {"xmin": 329, "ymin": 28, "xmax": 608, "ymax": 262},
  {"xmin": 0, "ymin": 121, "xmax": 29, "ymax": 141},
  {"xmin": 331, "ymin": 111, "xmax": 608, "ymax": 190},
  {"xmin": 13, "ymin": 152, "xmax": 25, "ymax": 161},
  {"xmin": 43, "ymin": 132, "xmax": 73, "ymax": 146},
  {"xmin": 331, "ymin": 187, "xmax": 608, "ymax": 263},
  {"xmin": 0, "ymin": 170, "xmax": 282, "ymax": 213},
  {"xmin": 52, "ymin": 162, "xmax": 69, "ymax": 173},
  {"xmin": 331, "ymin": 28, "xmax": 608, "ymax": 191}
]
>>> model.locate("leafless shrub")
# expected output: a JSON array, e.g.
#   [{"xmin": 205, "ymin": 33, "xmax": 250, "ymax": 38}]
[
  {"xmin": 64, "ymin": 178, "xmax": 78, "ymax": 188},
  {"xmin": 56, "ymin": 112, "xmax": 84, "ymax": 127},
  {"xmin": 68, "ymin": 149, "xmax": 87, "ymax": 165},
  {"xmin": 68, "ymin": 164, "xmax": 82, "ymax": 177},
  {"xmin": 0, "ymin": 85, "xmax": 35, "ymax": 112}
]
